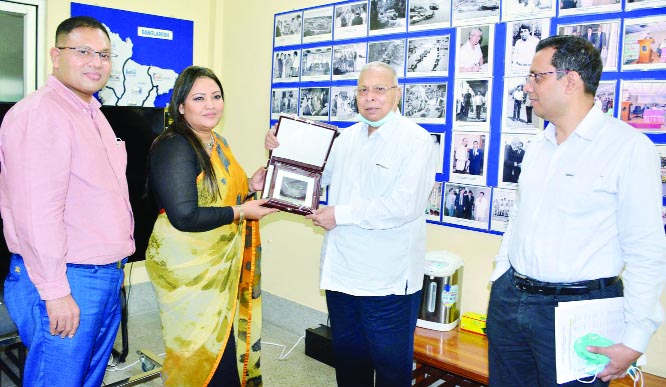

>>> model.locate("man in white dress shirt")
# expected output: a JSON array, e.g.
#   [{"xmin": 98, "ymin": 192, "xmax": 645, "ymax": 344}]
[{"xmin": 487, "ymin": 35, "xmax": 666, "ymax": 387}]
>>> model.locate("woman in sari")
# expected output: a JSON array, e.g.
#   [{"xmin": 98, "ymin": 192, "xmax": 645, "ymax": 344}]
[{"xmin": 146, "ymin": 66, "xmax": 277, "ymax": 387}]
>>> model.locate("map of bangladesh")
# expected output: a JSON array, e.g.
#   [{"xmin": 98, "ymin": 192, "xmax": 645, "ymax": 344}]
[{"xmin": 99, "ymin": 26, "xmax": 178, "ymax": 107}]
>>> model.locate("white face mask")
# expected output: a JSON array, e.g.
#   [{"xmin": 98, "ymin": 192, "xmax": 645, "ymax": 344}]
[{"xmin": 356, "ymin": 110, "xmax": 396, "ymax": 128}]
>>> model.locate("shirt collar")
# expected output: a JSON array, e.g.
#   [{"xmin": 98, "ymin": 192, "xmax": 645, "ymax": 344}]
[
  {"xmin": 544, "ymin": 107, "xmax": 603, "ymax": 145},
  {"xmin": 368, "ymin": 111, "xmax": 402, "ymax": 142},
  {"xmin": 46, "ymin": 75, "xmax": 102, "ymax": 112}
]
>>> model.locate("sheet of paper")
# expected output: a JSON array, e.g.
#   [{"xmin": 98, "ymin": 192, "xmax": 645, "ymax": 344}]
[{"xmin": 554, "ymin": 297, "xmax": 624, "ymax": 384}]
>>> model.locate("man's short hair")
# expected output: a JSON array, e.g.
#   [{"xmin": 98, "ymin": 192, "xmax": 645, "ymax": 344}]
[
  {"xmin": 55, "ymin": 16, "xmax": 110, "ymax": 45},
  {"xmin": 520, "ymin": 24, "xmax": 531, "ymax": 32},
  {"xmin": 360, "ymin": 61, "xmax": 398, "ymax": 85},
  {"xmin": 535, "ymin": 35, "xmax": 602, "ymax": 95}
]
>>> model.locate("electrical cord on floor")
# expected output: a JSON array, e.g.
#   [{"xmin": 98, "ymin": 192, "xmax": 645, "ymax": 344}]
[
  {"xmin": 106, "ymin": 352, "xmax": 165, "ymax": 372},
  {"xmin": 261, "ymin": 335, "xmax": 305, "ymax": 360}
]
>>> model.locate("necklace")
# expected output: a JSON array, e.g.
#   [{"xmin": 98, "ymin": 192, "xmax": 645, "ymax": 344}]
[{"xmin": 205, "ymin": 136, "xmax": 214, "ymax": 150}]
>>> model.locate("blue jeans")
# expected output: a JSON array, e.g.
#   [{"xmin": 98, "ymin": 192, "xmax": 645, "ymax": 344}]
[
  {"xmin": 325, "ymin": 290, "xmax": 422, "ymax": 387},
  {"xmin": 4, "ymin": 254, "xmax": 125, "ymax": 387},
  {"xmin": 487, "ymin": 268, "xmax": 622, "ymax": 387}
]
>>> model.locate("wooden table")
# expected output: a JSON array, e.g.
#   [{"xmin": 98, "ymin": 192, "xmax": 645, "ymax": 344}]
[{"xmin": 412, "ymin": 327, "xmax": 666, "ymax": 387}]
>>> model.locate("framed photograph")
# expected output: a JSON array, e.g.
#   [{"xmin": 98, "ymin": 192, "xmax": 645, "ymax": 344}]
[
  {"xmin": 490, "ymin": 187, "xmax": 517, "ymax": 232},
  {"xmin": 506, "ymin": 19, "xmax": 550, "ymax": 76},
  {"xmin": 404, "ymin": 83, "xmax": 447, "ymax": 124},
  {"xmin": 408, "ymin": 0, "xmax": 451, "ymax": 31},
  {"xmin": 621, "ymin": 15, "xmax": 666, "ymax": 71},
  {"xmin": 272, "ymin": 49, "xmax": 301, "ymax": 83},
  {"xmin": 453, "ymin": 78, "xmax": 492, "ymax": 131},
  {"xmin": 334, "ymin": 1, "xmax": 368, "ymax": 40},
  {"xmin": 442, "ymin": 182, "xmax": 491, "ymax": 230},
  {"xmin": 558, "ymin": 0, "xmax": 620, "ymax": 16},
  {"xmin": 449, "ymin": 131, "xmax": 489, "ymax": 186},
  {"xmin": 502, "ymin": 0, "xmax": 555, "ymax": 22},
  {"xmin": 300, "ymin": 46, "xmax": 332, "ymax": 82},
  {"xmin": 594, "ymin": 81, "xmax": 617, "ymax": 117},
  {"xmin": 498, "ymin": 133, "xmax": 535, "ymax": 187},
  {"xmin": 451, "ymin": 0, "xmax": 499, "ymax": 27},
  {"xmin": 619, "ymin": 80, "xmax": 666, "ymax": 132},
  {"xmin": 299, "ymin": 87, "xmax": 330, "ymax": 121},
  {"xmin": 332, "ymin": 43, "xmax": 367, "ymax": 80},
  {"xmin": 272, "ymin": 167, "xmax": 316, "ymax": 208},
  {"xmin": 625, "ymin": 0, "xmax": 666, "ymax": 11},
  {"xmin": 368, "ymin": 39, "xmax": 407, "ymax": 77},
  {"xmin": 275, "ymin": 11, "xmax": 302, "ymax": 47},
  {"xmin": 369, "ymin": 0, "xmax": 407, "ymax": 36},
  {"xmin": 502, "ymin": 77, "xmax": 541, "ymax": 133},
  {"xmin": 407, "ymin": 35, "xmax": 450, "ymax": 77},
  {"xmin": 657, "ymin": 145, "xmax": 666, "ymax": 197},
  {"xmin": 330, "ymin": 86, "xmax": 359, "ymax": 122},
  {"xmin": 271, "ymin": 88, "xmax": 299, "ymax": 120},
  {"xmin": 430, "ymin": 132, "xmax": 445, "ymax": 174},
  {"xmin": 426, "ymin": 181, "xmax": 443, "ymax": 222},
  {"xmin": 662, "ymin": 206, "xmax": 666, "ymax": 233},
  {"xmin": 456, "ymin": 25, "xmax": 494, "ymax": 77},
  {"xmin": 303, "ymin": 6, "xmax": 334, "ymax": 44},
  {"xmin": 558, "ymin": 20, "xmax": 621, "ymax": 71}
]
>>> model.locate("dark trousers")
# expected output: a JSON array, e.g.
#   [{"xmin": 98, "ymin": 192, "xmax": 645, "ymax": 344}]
[
  {"xmin": 325, "ymin": 290, "xmax": 422, "ymax": 387},
  {"xmin": 208, "ymin": 326, "xmax": 241, "ymax": 387},
  {"xmin": 487, "ymin": 268, "xmax": 622, "ymax": 387}
]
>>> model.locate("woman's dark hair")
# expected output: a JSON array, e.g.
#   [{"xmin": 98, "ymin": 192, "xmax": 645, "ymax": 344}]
[
  {"xmin": 535, "ymin": 35, "xmax": 602, "ymax": 95},
  {"xmin": 152, "ymin": 66, "xmax": 225, "ymax": 198}
]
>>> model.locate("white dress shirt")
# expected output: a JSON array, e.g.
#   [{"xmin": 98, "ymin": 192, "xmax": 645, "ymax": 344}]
[
  {"xmin": 491, "ymin": 107, "xmax": 666, "ymax": 353},
  {"xmin": 320, "ymin": 112, "xmax": 436, "ymax": 296}
]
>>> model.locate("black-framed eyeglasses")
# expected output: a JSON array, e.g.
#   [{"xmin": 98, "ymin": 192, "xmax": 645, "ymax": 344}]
[
  {"xmin": 525, "ymin": 70, "xmax": 571, "ymax": 84},
  {"xmin": 56, "ymin": 46, "xmax": 117, "ymax": 62},
  {"xmin": 355, "ymin": 85, "xmax": 398, "ymax": 97}
]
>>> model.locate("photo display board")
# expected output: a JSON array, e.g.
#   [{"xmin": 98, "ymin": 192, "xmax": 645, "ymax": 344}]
[{"xmin": 270, "ymin": 0, "xmax": 666, "ymax": 235}]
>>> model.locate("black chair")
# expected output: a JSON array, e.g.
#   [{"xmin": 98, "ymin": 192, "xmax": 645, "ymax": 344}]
[
  {"xmin": 631, "ymin": 105, "xmax": 643, "ymax": 119},
  {"xmin": 0, "ymin": 291, "xmax": 25, "ymax": 386}
]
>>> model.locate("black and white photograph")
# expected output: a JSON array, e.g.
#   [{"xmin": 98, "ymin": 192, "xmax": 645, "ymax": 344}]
[
  {"xmin": 451, "ymin": 0, "xmax": 499, "ymax": 27},
  {"xmin": 332, "ymin": 43, "xmax": 367, "ymax": 80},
  {"xmin": 454, "ymin": 79, "xmax": 491, "ymax": 131},
  {"xmin": 408, "ymin": 0, "xmax": 451, "ymax": 31},
  {"xmin": 594, "ymin": 81, "xmax": 617, "ymax": 117},
  {"xmin": 300, "ymin": 46, "xmax": 333, "ymax": 82},
  {"xmin": 658, "ymin": 145, "xmax": 666, "ymax": 196},
  {"xmin": 559, "ymin": 0, "xmax": 620, "ymax": 16},
  {"xmin": 662, "ymin": 207, "xmax": 666, "ymax": 232},
  {"xmin": 503, "ymin": 77, "xmax": 540, "ymax": 132},
  {"xmin": 449, "ymin": 131, "xmax": 488, "ymax": 186},
  {"xmin": 407, "ymin": 35, "xmax": 450, "ymax": 77},
  {"xmin": 456, "ymin": 25, "xmax": 494, "ymax": 77},
  {"xmin": 425, "ymin": 181, "xmax": 443, "ymax": 222},
  {"xmin": 442, "ymin": 183, "xmax": 491, "ymax": 229},
  {"xmin": 429, "ymin": 132, "xmax": 445, "ymax": 174},
  {"xmin": 274, "ymin": 170, "xmax": 315, "ymax": 208},
  {"xmin": 506, "ymin": 19, "xmax": 549, "ymax": 76},
  {"xmin": 403, "ymin": 83, "xmax": 447, "ymax": 124},
  {"xmin": 303, "ymin": 6, "xmax": 334, "ymax": 44},
  {"xmin": 369, "ymin": 0, "xmax": 408, "ymax": 36},
  {"xmin": 368, "ymin": 39, "xmax": 407, "ymax": 77},
  {"xmin": 502, "ymin": 0, "xmax": 555, "ymax": 22},
  {"xmin": 272, "ymin": 50, "xmax": 301, "ymax": 83},
  {"xmin": 271, "ymin": 88, "xmax": 299, "ymax": 120},
  {"xmin": 299, "ymin": 87, "xmax": 330, "ymax": 121},
  {"xmin": 274, "ymin": 11, "xmax": 303, "ymax": 47},
  {"xmin": 622, "ymin": 16, "xmax": 666, "ymax": 71},
  {"xmin": 330, "ymin": 86, "xmax": 359, "ymax": 122},
  {"xmin": 626, "ymin": 0, "xmax": 666, "ymax": 11},
  {"xmin": 334, "ymin": 1, "xmax": 368, "ymax": 40},
  {"xmin": 558, "ymin": 20, "xmax": 621, "ymax": 71},
  {"xmin": 619, "ymin": 80, "xmax": 666, "ymax": 132},
  {"xmin": 490, "ymin": 187, "xmax": 517, "ymax": 232},
  {"xmin": 498, "ymin": 133, "xmax": 535, "ymax": 187}
]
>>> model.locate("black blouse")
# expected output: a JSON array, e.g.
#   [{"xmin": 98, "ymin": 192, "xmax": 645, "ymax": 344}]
[{"xmin": 149, "ymin": 134, "xmax": 234, "ymax": 232}]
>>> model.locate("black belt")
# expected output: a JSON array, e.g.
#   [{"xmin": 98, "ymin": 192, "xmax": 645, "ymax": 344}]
[{"xmin": 512, "ymin": 271, "xmax": 620, "ymax": 296}]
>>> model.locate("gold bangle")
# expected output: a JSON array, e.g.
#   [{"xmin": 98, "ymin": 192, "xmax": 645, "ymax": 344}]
[{"xmin": 236, "ymin": 205, "xmax": 245, "ymax": 222}]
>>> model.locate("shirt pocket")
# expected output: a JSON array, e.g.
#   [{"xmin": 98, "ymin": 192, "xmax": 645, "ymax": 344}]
[{"xmin": 365, "ymin": 154, "xmax": 400, "ymax": 196}]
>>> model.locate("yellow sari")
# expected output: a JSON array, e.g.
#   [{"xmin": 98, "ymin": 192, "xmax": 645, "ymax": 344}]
[{"xmin": 146, "ymin": 134, "xmax": 262, "ymax": 387}]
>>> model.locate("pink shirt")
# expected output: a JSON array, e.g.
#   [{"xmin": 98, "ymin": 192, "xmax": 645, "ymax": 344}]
[{"xmin": 0, "ymin": 75, "xmax": 135, "ymax": 300}]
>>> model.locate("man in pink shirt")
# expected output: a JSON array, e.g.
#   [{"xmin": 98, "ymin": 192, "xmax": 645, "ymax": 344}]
[{"xmin": 0, "ymin": 16, "xmax": 134, "ymax": 386}]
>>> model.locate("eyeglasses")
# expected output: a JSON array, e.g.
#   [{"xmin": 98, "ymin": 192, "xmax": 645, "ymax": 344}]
[
  {"xmin": 56, "ymin": 46, "xmax": 117, "ymax": 62},
  {"xmin": 355, "ymin": 85, "xmax": 398, "ymax": 97},
  {"xmin": 525, "ymin": 70, "xmax": 571, "ymax": 84}
]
